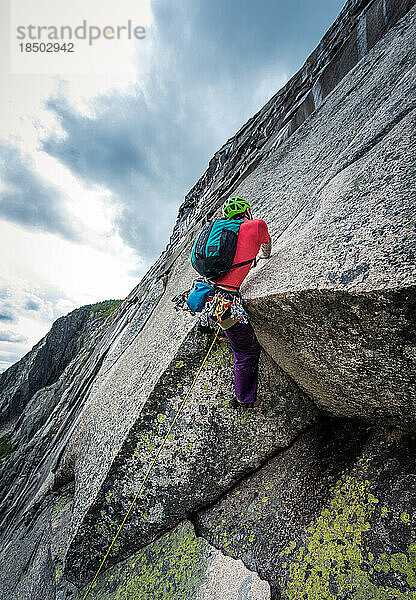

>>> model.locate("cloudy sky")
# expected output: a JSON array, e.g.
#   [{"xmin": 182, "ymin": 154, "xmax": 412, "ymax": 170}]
[{"xmin": 0, "ymin": 0, "xmax": 345, "ymax": 372}]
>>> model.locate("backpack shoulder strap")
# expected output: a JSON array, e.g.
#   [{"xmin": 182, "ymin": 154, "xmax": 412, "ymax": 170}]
[
  {"xmin": 228, "ymin": 258, "xmax": 256, "ymax": 270},
  {"xmin": 213, "ymin": 257, "xmax": 257, "ymax": 277}
]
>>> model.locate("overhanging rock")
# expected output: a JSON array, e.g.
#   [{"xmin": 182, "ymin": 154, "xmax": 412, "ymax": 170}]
[
  {"xmin": 234, "ymin": 7, "xmax": 416, "ymax": 428},
  {"xmin": 246, "ymin": 287, "xmax": 415, "ymax": 427}
]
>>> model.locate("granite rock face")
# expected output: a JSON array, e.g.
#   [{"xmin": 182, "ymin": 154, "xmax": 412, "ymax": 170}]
[
  {"xmin": 238, "ymin": 11, "xmax": 416, "ymax": 424},
  {"xmin": 77, "ymin": 520, "xmax": 271, "ymax": 600},
  {"xmin": 0, "ymin": 1, "xmax": 415, "ymax": 598},
  {"xmin": 172, "ymin": 0, "xmax": 416, "ymax": 250},
  {"xmin": 65, "ymin": 330, "xmax": 315, "ymax": 585}
]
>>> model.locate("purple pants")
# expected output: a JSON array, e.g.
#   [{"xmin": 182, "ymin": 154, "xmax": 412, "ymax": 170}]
[{"xmin": 223, "ymin": 320, "xmax": 261, "ymax": 404}]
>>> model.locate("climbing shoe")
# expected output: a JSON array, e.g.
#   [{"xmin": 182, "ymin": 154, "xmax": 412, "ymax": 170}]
[{"xmin": 231, "ymin": 397, "xmax": 262, "ymax": 409}]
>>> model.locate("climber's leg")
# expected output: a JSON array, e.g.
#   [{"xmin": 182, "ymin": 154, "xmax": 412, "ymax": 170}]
[{"xmin": 223, "ymin": 320, "xmax": 261, "ymax": 405}]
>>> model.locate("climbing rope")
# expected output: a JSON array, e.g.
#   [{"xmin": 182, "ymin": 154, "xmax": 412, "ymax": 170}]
[{"xmin": 80, "ymin": 326, "xmax": 221, "ymax": 600}]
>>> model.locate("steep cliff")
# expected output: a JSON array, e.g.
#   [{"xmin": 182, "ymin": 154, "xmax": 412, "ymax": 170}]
[
  {"xmin": 0, "ymin": 301, "xmax": 122, "ymax": 433},
  {"xmin": 0, "ymin": 1, "xmax": 415, "ymax": 599}
]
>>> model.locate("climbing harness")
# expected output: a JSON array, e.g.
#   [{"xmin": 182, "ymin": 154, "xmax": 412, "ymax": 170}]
[
  {"xmin": 80, "ymin": 326, "xmax": 221, "ymax": 600},
  {"xmin": 205, "ymin": 289, "xmax": 249, "ymax": 324},
  {"xmin": 173, "ymin": 283, "xmax": 249, "ymax": 325}
]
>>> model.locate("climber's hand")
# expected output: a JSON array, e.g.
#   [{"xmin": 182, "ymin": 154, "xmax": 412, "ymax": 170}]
[{"xmin": 257, "ymin": 250, "xmax": 271, "ymax": 260}]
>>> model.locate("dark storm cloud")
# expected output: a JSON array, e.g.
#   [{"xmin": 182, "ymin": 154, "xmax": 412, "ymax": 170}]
[
  {"xmin": 0, "ymin": 141, "xmax": 82, "ymax": 242},
  {"xmin": 152, "ymin": 0, "xmax": 345, "ymax": 80},
  {"xmin": 0, "ymin": 330, "xmax": 27, "ymax": 343},
  {"xmin": 41, "ymin": 0, "xmax": 345, "ymax": 261},
  {"xmin": 41, "ymin": 90, "xmax": 192, "ymax": 261},
  {"xmin": 0, "ymin": 297, "xmax": 19, "ymax": 323},
  {"xmin": 25, "ymin": 299, "xmax": 41, "ymax": 311},
  {"xmin": 0, "ymin": 309, "xmax": 16, "ymax": 322}
]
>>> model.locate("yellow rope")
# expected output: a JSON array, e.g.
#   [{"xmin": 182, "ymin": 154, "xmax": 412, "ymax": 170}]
[{"xmin": 81, "ymin": 326, "xmax": 220, "ymax": 600}]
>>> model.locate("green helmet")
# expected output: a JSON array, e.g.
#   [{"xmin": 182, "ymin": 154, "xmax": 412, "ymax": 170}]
[{"xmin": 222, "ymin": 196, "xmax": 251, "ymax": 219}]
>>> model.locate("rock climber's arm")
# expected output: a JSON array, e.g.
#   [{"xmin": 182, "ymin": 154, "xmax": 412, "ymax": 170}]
[
  {"xmin": 257, "ymin": 220, "xmax": 272, "ymax": 259},
  {"xmin": 259, "ymin": 237, "xmax": 272, "ymax": 258}
]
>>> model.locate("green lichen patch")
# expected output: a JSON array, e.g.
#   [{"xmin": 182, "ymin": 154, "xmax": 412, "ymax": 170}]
[
  {"xmin": 280, "ymin": 469, "xmax": 416, "ymax": 600},
  {"xmin": 203, "ymin": 479, "xmax": 279, "ymax": 561},
  {"xmin": 131, "ymin": 431, "xmax": 157, "ymax": 461},
  {"xmin": 78, "ymin": 521, "xmax": 208, "ymax": 600},
  {"xmin": 52, "ymin": 497, "xmax": 70, "ymax": 518},
  {"xmin": 208, "ymin": 340, "xmax": 233, "ymax": 370}
]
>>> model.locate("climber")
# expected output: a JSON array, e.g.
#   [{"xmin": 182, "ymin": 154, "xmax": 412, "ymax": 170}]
[
  {"xmin": 210, "ymin": 197, "xmax": 271, "ymax": 408},
  {"xmin": 173, "ymin": 197, "xmax": 271, "ymax": 408}
]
